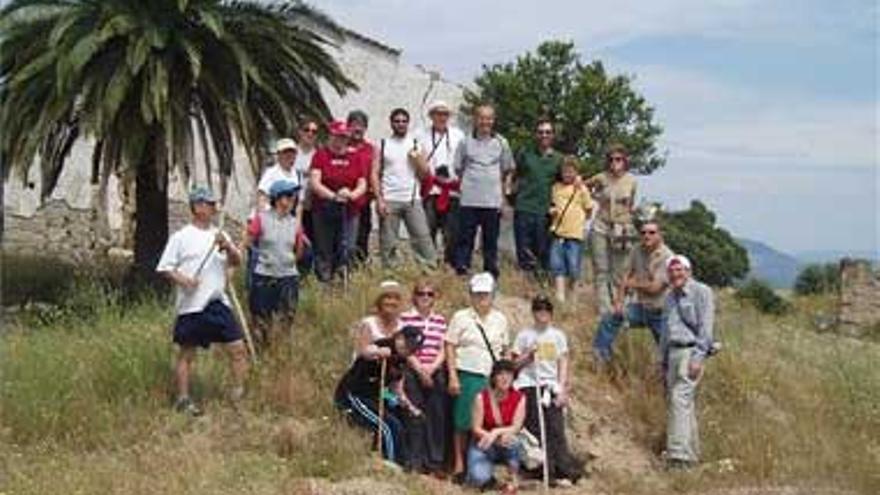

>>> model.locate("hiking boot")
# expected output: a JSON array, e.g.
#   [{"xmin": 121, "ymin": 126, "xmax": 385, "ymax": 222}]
[{"xmin": 174, "ymin": 397, "xmax": 203, "ymax": 417}]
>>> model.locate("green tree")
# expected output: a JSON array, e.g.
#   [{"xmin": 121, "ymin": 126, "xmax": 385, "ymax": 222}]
[
  {"xmin": 736, "ymin": 279, "xmax": 790, "ymax": 315},
  {"xmin": 794, "ymin": 263, "xmax": 840, "ymax": 295},
  {"xmin": 0, "ymin": 0, "xmax": 355, "ymax": 277},
  {"xmin": 464, "ymin": 40, "xmax": 665, "ymax": 176},
  {"xmin": 661, "ymin": 200, "xmax": 749, "ymax": 286}
]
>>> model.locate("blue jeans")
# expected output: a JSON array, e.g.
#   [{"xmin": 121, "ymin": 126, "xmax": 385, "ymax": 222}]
[
  {"xmin": 467, "ymin": 442, "xmax": 521, "ymax": 488},
  {"xmin": 513, "ymin": 211, "xmax": 550, "ymax": 272},
  {"xmin": 593, "ymin": 303, "xmax": 665, "ymax": 362},
  {"xmin": 454, "ymin": 206, "xmax": 501, "ymax": 278},
  {"xmin": 549, "ymin": 237, "xmax": 583, "ymax": 279}
]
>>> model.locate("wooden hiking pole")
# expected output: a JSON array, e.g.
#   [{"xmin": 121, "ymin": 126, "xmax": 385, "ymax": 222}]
[
  {"xmin": 375, "ymin": 357, "xmax": 388, "ymax": 466},
  {"xmin": 216, "ymin": 206, "xmax": 258, "ymax": 365}
]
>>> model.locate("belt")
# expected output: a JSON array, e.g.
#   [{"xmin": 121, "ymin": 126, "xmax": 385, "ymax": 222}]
[{"xmin": 669, "ymin": 341, "xmax": 696, "ymax": 349}]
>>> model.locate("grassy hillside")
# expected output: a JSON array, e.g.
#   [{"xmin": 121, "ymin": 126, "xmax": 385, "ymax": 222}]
[{"xmin": 1, "ymin": 269, "xmax": 877, "ymax": 494}]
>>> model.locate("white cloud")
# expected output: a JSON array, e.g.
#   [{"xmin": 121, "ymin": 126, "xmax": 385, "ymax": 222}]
[
  {"xmin": 618, "ymin": 63, "xmax": 877, "ymax": 170},
  {"xmin": 315, "ymin": 0, "xmax": 875, "ymax": 78}
]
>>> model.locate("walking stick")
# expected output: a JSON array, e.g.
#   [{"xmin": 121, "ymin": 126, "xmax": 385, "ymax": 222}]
[
  {"xmin": 376, "ymin": 357, "xmax": 388, "ymax": 465},
  {"xmin": 215, "ymin": 207, "xmax": 258, "ymax": 365},
  {"xmin": 534, "ymin": 377, "xmax": 550, "ymax": 492},
  {"xmin": 228, "ymin": 277, "xmax": 258, "ymax": 365}
]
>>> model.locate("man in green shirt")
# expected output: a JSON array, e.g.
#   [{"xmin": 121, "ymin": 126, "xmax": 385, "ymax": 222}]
[{"xmin": 510, "ymin": 118, "xmax": 562, "ymax": 273}]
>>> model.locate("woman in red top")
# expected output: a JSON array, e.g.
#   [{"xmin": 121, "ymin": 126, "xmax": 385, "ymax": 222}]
[
  {"xmin": 469, "ymin": 359, "xmax": 525, "ymax": 493},
  {"xmin": 309, "ymin": 120, "xmax": 369, "ymax": 283}
]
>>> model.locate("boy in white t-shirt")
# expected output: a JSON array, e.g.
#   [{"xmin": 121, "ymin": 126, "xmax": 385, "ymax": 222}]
[
  {"xmin": 513, "ymin": 295, "xmax": 585, "ymax": 485},
  {"xmin": 156, "ymin": 187, "xmax": 249, "ymax": 416}
]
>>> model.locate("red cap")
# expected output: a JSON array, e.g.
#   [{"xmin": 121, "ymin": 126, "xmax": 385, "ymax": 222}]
[{"xmin": 328, "ymin": 120, "xmax": 350, "ymax": 136}]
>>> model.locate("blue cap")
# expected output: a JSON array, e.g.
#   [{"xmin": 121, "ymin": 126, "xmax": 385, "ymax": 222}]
[
  {"xmin": 189, "ymin": 186, "xmax": 217, "ymax": 204},
  {"xmin": 269, "ymin": 180, "xmax": 300, "ymax": 200}
]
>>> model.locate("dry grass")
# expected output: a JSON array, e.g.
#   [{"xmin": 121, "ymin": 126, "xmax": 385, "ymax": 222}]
[{"xmin": 1, "ymin": 266, "xmax": 877, "ymax": 494}]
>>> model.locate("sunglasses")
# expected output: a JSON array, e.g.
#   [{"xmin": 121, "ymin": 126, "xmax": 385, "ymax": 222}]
[
  {"xmin": 302, "ymin": 128, "xmax": 318, "ymax": 135},
  {"xmin": 415, "ymin": 290, "xmax": 435, "ymax": 297}
]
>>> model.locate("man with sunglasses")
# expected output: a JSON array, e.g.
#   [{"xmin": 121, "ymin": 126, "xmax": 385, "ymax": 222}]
[
  {"xmin": 371, "ymin": 108, "xmax": 437, "ymax": 269},
  {"xmin": 509, "ymin": 118, "xmax": 563, "ymax": 276},
  {"xmin": 592, "ymin": 220, "xmax": 673, "ymax": 364}
]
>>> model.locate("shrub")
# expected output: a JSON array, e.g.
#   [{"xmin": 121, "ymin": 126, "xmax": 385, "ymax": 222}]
[
  {"xmin": 794, "ymin": 263, "xmax": 840, "ymax": 296},
  {"xmin": 736, "ymin": 279, "xmax": 790, "ymax": 315},
  {"xmin": 1, "ymin": 253, "xmax": 76, "ymax": 307}
]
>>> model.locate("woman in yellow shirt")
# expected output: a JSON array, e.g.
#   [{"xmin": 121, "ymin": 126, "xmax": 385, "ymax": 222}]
[{"xmin": 549, "ymin": 157, "xmax": 593, "ymax": 302}]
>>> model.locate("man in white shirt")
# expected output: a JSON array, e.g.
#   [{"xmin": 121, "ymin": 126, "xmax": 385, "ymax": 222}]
[
  {"xmin": 257, "ymin": 138, "xmax": 300, "ymax": 210},
  {"xmin": 415, "ymin": 100, "xmax": 465, "ymax": 265},
  {"xmin": 156, "ymin": 187, "xmax": 248, "ymax": 416},
  {"xmin": 371, "ymin": 108, "xmax": 437, "ymax": 269}
]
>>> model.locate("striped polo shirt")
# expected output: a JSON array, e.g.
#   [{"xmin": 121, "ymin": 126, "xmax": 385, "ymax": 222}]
[{"xmin": 400, "ymin": 309, "xmax": 448, "ymax": 367}]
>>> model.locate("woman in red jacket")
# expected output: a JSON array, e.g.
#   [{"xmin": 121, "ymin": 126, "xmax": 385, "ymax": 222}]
[{"xmin": 468, "ymin": 359, "xmax": 525, "ymax": 494}]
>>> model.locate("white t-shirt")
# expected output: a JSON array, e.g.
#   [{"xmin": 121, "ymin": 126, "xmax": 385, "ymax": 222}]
[
  {"xmin": 379, "ymin": 134, "xmax": 421, "ymax": 202},
  {"xmin": 415, "ymin": 126, "xmax": 465, "ymax": 195},
  {"xmin": 513, "ymin": 326, "xmax": 569, "ymax": 391},
  {"xmin": 294, "ymin": 147, "xmax": 315, "ymax": 201},
  {"xmin": 156, "ymin": 224, "xmax": 230, "ymax": 315},
  {"xmin": 257, "ymin": 163, "xmax": 299, "ymax": 196}
]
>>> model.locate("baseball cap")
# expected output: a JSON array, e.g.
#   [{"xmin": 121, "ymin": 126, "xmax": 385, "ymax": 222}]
[
  {"xmin": 269, "ymin": 180, "xmax": 300, "ymax": 200},
  {"xmin": 275, "ymin": 138, "xmax": 297, "ymax": 153},
  {"xmin": 666, "ymin": 254, "xmax": 692, "ymax": 271},
  {"xmin": 469, "ymin": 272, "xmax": 495, "ymax": 294},
  {"xmin": 427, "ymin": 100, "xmax": 451, "ymax": 114},
  {"xmin": 328, "ymin": 120, "xmax": 350, "ymax": 136},
  {"xmin": 188, "ymin": 186, "xmax": 217, "ymax": 205}
]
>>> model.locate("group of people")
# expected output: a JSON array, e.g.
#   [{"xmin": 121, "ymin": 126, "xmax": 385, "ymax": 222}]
[
  {"xmin": 154, "ymin": 100, "xmax": 718, "ymax": 491},
  {"xmin": 335, "ymin": 275, "xmax": 584, "ymax": 491}
]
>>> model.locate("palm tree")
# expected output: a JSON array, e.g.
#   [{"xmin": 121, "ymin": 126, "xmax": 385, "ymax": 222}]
[{"xmin": 0, "ymin": 0, "xmax": 355, "ymax": 277}]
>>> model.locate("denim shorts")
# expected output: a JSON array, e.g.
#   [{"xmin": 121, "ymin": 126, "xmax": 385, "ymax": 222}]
[{"xmin": 549, "ymin": 237, "xmax": 584, "ymax": 278}]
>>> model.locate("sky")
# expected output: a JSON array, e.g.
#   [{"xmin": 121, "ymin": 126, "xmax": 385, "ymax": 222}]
[{"xmin": 315, "ymin": 0, "xmax": 878, "ymax": 257}]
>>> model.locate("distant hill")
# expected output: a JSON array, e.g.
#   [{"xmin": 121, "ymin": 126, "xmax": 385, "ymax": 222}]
[
  {"xmin": 737, "ymin": 238, "xmax": 802, "ymax": 288},
  {"xmin": 796, "ymin": 249, "xmax": 879, "ymax": 265}
]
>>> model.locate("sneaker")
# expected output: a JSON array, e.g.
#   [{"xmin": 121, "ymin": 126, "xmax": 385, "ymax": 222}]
[{"xmin": 174, "ymin": 397, "xmax": 203, "ymax": 416}]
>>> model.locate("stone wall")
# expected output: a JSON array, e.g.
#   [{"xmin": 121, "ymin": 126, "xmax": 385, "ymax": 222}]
[
  {"xmin": 2, "ymin": 199, "xmax": 113, "ymax": 264},
  {"xmin": 838, "ymin": 259, "xmax": 880, "ymax": 337},
  {"xmin": 2, "ymin": 25, "xmax": 465, "ymax": 262}
]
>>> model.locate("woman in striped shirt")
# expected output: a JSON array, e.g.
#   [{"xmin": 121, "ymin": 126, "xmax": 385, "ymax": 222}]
[{"xmin": 400, "ymin": 279, "xmax": 451, "ymax": 475}]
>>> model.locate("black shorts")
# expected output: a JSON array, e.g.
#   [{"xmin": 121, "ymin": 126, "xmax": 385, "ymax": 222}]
[{"xmin": 173, "ymin": 300, "xmax": 243, "ymax": 348}]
